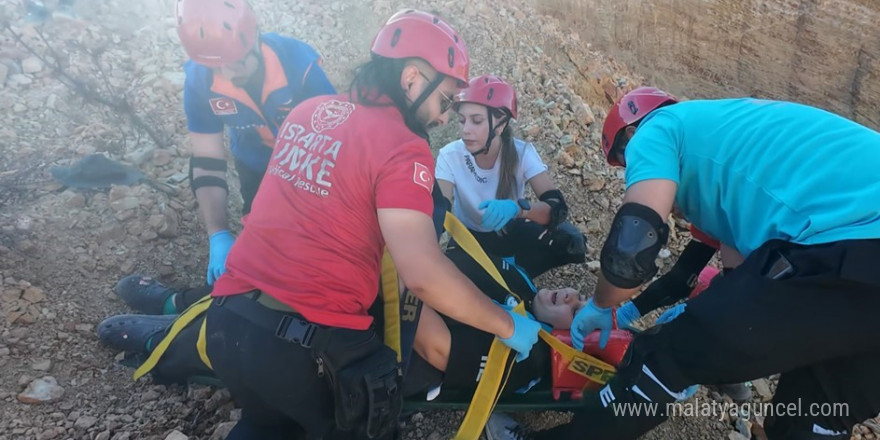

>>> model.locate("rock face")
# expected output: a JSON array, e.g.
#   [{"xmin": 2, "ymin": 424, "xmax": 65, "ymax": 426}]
[{"xmin": 536, "ymin": 0, "xmax": 880, "ymax": 130}]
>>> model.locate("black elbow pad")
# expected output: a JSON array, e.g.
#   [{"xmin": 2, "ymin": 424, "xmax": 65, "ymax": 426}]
[
  {"xmin": 538, "ymin": 189, "xmax": 569, "ymax": 228},
  {"xmin": 600, "ymin": 203, "xmax": 669, "ymax": 289},
  {"xmin": 189, "ymin": 156, "xmax": 228, "ymax": 194}
]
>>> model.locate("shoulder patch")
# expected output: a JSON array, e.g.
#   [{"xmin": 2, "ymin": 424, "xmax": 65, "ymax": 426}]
[
  {"xmin": 209, "ymin": 98, "xmax": 238, "ymax": 115},
  {"xmin": 413, "ymin": 162, "xmax": 433, "ymax": 193}
]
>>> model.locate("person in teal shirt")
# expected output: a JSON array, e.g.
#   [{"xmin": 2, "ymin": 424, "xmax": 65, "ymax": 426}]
[
  {"xmin": 623, "ymin": 97, "xmax": 880, "ymax": 257},
  {"xmin": 490, "ymin": 87, "xmax": 880, "ymax": 440}
]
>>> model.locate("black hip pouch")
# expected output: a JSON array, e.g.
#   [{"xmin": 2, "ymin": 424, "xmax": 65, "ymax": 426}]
[{"xmin": 314, "ymin": 328, "xmax": 402, "ymax": 439}]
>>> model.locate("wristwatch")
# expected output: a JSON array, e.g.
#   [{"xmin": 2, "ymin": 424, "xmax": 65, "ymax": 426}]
[{"xmin": 517, "ymin": 198, "xmax": 531, "ymax": 216}]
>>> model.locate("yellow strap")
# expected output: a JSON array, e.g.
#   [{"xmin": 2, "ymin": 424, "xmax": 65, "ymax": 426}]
[
  {"xmin": 197, "ymin": 314, "xmax": 213, "ymax": 370},
  {"xmin": 445, "ymin": 212, "xmax": 525, "ymax": 439},
  {"xmin": 454, "ymin": 334, "xmax": 518, "ymax": 439},
  {"xmin": 444, "ymin": 213, "xmax": 616, "ymax": 439},
  {"xmin": 133, "ymin": 295, "xmax": 213, "ymax": 380},
  {"xmin": 381, "ymin": 249, "xmax": 402, "ymax": 362},
  {"xmin": 443, "ymin": 213, "xmax": 614, "ymax": 372},
  {"xmin": 444, "ymin": 213, "xmax": 510, "ymax": 292},
  {"xmin": 133, "ymin": 257, "xmax": 408, "ymax": 380},
  {"xmin": 453, "ymin": 307, "xmax": 524, "ymax": 439}
]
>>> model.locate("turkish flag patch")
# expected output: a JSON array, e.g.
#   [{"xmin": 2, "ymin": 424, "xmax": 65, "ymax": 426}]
[
  {"xmin": 210, "ymin": 98, "xmax": 238, "ymax": 115},
  {"xmin": 413, "ymin": 162, "xmax": 433, "ymax": 193}
]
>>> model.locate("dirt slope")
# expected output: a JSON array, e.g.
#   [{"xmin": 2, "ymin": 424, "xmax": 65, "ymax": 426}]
[{"xmin": 0, "ymin": 0, "xmax": 877, "ymax": 439}]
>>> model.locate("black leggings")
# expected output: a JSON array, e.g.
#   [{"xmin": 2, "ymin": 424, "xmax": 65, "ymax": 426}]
[{"xmin": 463, "ymin": 219, "xmax": 585, "ymax": 278}]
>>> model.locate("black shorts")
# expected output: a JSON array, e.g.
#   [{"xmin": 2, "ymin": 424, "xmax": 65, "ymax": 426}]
[{"xmin": 467, "ymin": 219, "xmax": 585, "ymax": 278}]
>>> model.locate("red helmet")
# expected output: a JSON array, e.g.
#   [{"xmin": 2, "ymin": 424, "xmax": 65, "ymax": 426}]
[
  {"xmin": 601, "ymin": 87, "xmax": 678, "ymax": 166},
  {"xmin": 371, "ymin": 9, "xmax": 469, "ymax": 86},
  {"xmin": 454, "ymin": 74, "xmax": 517, "ymax": 119},
  {"xmin": 176, "ymin": 0, "xmax": 259, "ymax": 68}
]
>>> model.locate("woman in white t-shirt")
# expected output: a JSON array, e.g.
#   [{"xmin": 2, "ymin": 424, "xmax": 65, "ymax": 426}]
[{"xmin": 436, "ymin": 74, "xmax": 585, "ymax": 277}]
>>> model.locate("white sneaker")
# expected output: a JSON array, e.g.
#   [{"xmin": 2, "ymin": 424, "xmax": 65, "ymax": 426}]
[{"xmin": 485, "ymin": 413, "xmax": 530, "ymax": 440}]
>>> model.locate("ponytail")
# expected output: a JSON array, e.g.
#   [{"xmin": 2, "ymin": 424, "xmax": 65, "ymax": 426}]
[{"xmin": 495, "ymin": 113, "xmax": 517, "ymax": 200}]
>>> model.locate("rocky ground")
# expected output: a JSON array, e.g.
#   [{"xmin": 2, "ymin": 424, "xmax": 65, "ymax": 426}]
[{"xmin": 0, "ymin": 0, "xmax": 878, "ymax": 439}]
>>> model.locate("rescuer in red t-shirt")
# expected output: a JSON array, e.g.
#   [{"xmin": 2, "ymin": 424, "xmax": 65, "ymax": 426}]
[{"xmin": 200, "ymin": 10, "xmax": 542, "ymax": 440}]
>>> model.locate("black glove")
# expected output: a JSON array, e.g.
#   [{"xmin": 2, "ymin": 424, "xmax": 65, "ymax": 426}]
[{"xmin": 631, "ymin": 239, "xmax": 716, "ymax": 315}]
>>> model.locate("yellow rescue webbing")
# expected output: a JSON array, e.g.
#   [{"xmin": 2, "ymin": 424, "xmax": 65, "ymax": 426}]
[
  {"xmin": 381, "ymin": 249, "xmax": 403, "ymax": 361},
  {"xmin": 134, "ymin": 252, "xmax": 406, "ymax": 380},
  {"xmin": 444, "ymin": 213, "xmax": 616, "ymax": 439},
  {"xmin": 133, "ymin": 294, "xmax": 213, "ymax": 380},
  {"xmin": 197, "ymin": 315, "xmax": 213, "ymax": 370}
]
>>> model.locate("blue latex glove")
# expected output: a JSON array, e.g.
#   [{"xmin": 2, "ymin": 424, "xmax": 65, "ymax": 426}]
[
  {"xmin": 678, "ymin": 384, "xmax": 699, "ymax": 401},
  {"xmin": 498, "ymin": 310, "xmax": 542, "ymax": 362},
  {"xmin": 479, "ymin": 199, "xmax": 520, "ymax": 232},
  {"xmin": 207, "ymin": 230, "xmax": 235, "ymax": 285},
  {"xmin": 616, "ymin": 301, "xmax": 642, "ymax": 329},
  {"xmin": 571, "ymin": 298, "xmax": 613, "ymax": 350},
  {"xmin": 655, "ymin": 303, "xmax": 687, "ymax": 325},
  {"xmin": 499, "ymin": 297, "xmax": 552, "ymax": 332}
]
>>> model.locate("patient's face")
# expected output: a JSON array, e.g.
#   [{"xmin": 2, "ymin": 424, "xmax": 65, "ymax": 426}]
[{"xmin": 532, "ymin": 288, "xmax": 585, "ymax": 330}]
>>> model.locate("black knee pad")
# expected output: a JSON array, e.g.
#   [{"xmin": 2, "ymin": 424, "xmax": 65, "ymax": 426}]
[
  {"xmin": 601, "ymin": 203, "xmax": 669, "ymax": 288},
  {"xmin": 189, "ymin": 156, "xmax": 228, "ymax": 195}
]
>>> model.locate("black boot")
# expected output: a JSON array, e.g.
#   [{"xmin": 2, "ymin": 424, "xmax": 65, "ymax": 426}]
[
  {"xmin": 113, "ymin": 275, "xmax": 180, "ymax": 315},
  {"xmin": 97, "ymin": 314, "xmax": 174, "ymax": 353}
]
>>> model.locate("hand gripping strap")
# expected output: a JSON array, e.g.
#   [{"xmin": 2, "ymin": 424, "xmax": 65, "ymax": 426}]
[{"xmin": 444, "ymin": 212, "xmax": 615, "ymax": 439}]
